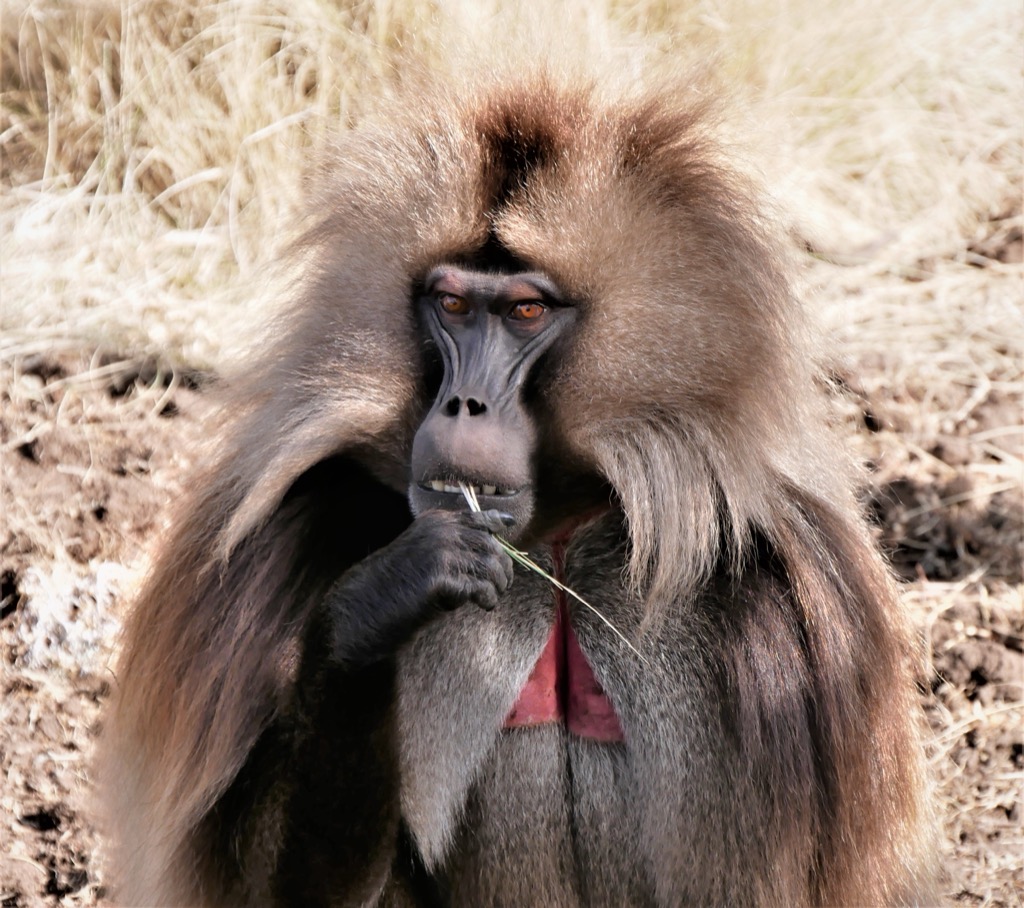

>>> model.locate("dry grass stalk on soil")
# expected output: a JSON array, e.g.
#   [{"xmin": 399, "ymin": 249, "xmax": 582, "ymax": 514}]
[{"xmin": 2, "ymin": 0, "xmax": 1022, "ymax": 905}]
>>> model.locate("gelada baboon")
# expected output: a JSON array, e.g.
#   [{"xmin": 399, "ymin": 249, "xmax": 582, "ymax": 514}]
[{"xmin": 101, "ymin": 72, "xmax": 934, "ymax": 906}]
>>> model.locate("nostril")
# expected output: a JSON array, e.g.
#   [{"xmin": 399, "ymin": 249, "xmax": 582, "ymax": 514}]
[{"xmin": 443, "ymin": 395, "xmax": 488, "ymax": 416}]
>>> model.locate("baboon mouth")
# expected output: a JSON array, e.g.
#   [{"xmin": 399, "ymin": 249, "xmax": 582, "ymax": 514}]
[{"xmin": 419, "ymin": 479, "xmax": 520, "ymax": 497}]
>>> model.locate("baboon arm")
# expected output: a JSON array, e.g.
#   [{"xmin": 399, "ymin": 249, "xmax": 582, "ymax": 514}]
[
  {"xmin": 271, "ymin": 628, "xmax": 403, "ymax": 906},
  {"xmin": 208, "ymin": 503, "xmax": 515, "ymax": 903}
]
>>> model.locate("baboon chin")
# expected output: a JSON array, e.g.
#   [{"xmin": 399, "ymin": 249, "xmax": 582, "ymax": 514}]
[{"xmin": 100, "ymin": 72, "xmax": 935, "ymax": 907}]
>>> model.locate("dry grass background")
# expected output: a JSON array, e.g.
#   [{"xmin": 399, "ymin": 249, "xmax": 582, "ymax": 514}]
[{"xmin": 1, "ymin": 0, "xmax": 1021, "ymax": 905}]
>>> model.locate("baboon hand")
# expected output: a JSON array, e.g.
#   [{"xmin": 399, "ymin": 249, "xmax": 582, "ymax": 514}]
[{"xmin": 404, "ymin": 508, "xmax": 516, "ymax": 612}]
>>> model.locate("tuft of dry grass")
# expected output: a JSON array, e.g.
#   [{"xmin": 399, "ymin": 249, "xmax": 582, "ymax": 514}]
[
  {"xmin": 3, "ymin": 0, "xmax": 1020, "ymax": 365},
  {"xmin": 1, "ymin": 0, "xmax": 441, "ymax": 363}
]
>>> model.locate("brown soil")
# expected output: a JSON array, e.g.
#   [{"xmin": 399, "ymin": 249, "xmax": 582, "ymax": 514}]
[
  {"xmin": 1, "ymin": 352, "xmax": 1021, "ymax": 906},
  {"xmin": 1, "ymin": 353, "xmax": 211, "ymax": 907}
]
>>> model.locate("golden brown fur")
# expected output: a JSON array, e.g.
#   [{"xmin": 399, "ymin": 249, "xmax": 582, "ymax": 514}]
[{"xmin": 100, "ymin": 72, "xmax": 934, "ymax": 906}]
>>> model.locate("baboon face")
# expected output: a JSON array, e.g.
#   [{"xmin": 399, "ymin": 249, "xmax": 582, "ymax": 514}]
[{"xmin": 409, "ymin": 264, "xmax": 579, "ymax": 536}]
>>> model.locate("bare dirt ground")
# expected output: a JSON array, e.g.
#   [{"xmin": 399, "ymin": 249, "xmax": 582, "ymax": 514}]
[
  {"xmin": 1, "ymin": 345, "xmax": 1021, "ymax": 906},
  {"xmin": 1, "ymin": 354, "xmax": 211, "ymax": 907}
]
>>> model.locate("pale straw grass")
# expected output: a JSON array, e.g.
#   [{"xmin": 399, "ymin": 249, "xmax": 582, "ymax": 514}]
[{"xmin": 3, "ymin": 0, "xmax": 1019, "ymax": 366}]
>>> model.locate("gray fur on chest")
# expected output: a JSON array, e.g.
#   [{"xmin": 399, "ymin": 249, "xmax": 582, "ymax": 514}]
[
  {"xmin": 394, "ymin": 517, "xmax": 819, "ymax": 905},
  {"xmin": 395, "ymin": 548, "xmax": 557, "ymax": 868},
  {"xmin": 395, "ymin": 522, "xmax": 694, "ymax": 888}
]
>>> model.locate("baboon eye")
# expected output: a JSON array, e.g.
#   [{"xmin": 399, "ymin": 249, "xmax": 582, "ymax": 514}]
[
  {"xmin": 438, "ymin": 293, "xmax": 470, "ymax": 315},
  {"xmin": 510, "ymin": 301, "xmax": 546, "ymax": 321}
]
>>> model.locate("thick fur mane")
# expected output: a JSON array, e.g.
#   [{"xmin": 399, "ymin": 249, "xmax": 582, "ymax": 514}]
[
  {"xmin": 101, "ymin": 74, "xmax": 931, "ymax": 905},
  {"xmin": 224, "ymin": 74, "xmax": 836, "ymax": 602}
]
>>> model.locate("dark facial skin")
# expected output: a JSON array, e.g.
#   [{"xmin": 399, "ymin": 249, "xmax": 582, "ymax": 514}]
[{"xmin": 409, "ymin": 265, "xmax": 579, "ymax": 537}]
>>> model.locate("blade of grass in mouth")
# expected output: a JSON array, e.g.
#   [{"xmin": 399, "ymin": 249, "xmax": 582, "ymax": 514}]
[{"xmin": 459, "ymin": 482, "xmax": 646, "ymax": 663}]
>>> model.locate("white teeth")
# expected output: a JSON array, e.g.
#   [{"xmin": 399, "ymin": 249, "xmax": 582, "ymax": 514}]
[{"xmin": 425, "ymin": 479, "xmax": 504, "ymax": 495}]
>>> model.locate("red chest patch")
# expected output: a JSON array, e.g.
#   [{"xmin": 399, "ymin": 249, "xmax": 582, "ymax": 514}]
[{"xmin": 503, "ymin": 543, "xmax": 625, "ymax": 743}]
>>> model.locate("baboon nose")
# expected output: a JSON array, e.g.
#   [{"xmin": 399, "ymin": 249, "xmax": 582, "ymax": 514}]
[{"xmin": 444, "ymin": 395, "xmax": 488, "ymax": 417}]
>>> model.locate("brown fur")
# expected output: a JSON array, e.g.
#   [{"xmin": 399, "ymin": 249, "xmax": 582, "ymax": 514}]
[{"xmin": 100, "ymin": 72, "xmax": 934, "ymax": 906}]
